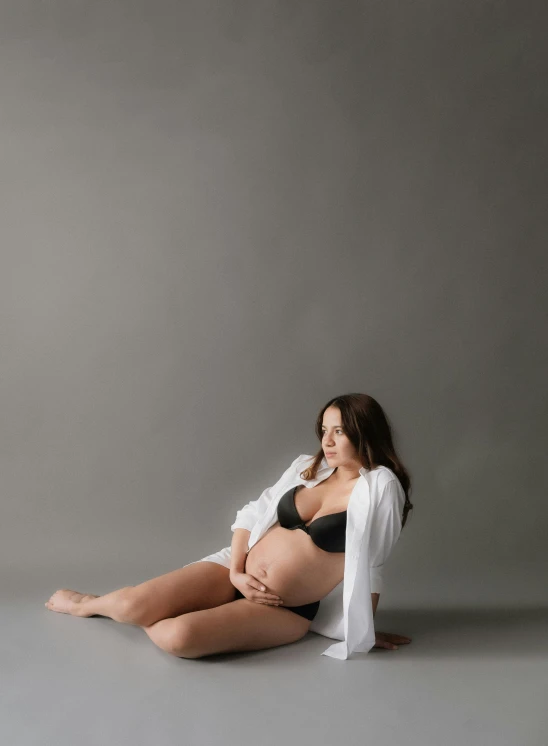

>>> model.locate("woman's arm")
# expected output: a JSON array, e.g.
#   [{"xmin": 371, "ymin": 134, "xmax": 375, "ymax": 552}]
[
  {"xmin": 368, "ymin": 477, "xmax": 406, "ymax": 594},
  {"xmin": 369, "ymin": 482, "xmax": 413, "ymax": 650},
  {"xmin": 229, "ymin": 528, "xmax": 250, "ymax": 578}
]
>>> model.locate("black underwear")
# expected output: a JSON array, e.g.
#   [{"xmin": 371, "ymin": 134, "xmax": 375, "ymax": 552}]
[{"xmin": 233, "ymin": 588, "xmax": 320, "ymax": 621}]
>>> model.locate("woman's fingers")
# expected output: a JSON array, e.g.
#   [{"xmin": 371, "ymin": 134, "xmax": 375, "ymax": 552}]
[
  {"xmin": 379, "ymin": 631, "xmax": 412, "ymax": 642},
  {"xmin": 255, "ymin": 589, "xmax": 282, "ymax": 600},
  {"xmin": 242, "ymin": 592, "xmax": 282, "ymax": 605},
  {"xmin": 375, "ymin": 631, "xmax": 412, "ymax": 649},
  {"xmin": 378, "ymin": 637, "xmax": 398, "ymax": 649},
  {"xmin": 247, "ymin": 585, "xmax": 282, "ymax": 603},
  {"xmin": 259, "ymin": 589, "xmax": 282, "ymax": 601},
  {"xmin": 249, "ymin": 577, "xmax": 282, "ymax": 600}
]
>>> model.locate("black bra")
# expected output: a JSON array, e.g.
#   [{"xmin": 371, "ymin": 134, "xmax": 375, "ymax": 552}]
[{"xmin": 276, "ymin": 485, "xmax": 347, "ymax": 553}]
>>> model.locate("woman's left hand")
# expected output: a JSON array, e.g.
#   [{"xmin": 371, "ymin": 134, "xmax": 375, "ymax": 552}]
[{"xmin": 374, "ymin": 631, "xmax": 412, "ymax": 650}]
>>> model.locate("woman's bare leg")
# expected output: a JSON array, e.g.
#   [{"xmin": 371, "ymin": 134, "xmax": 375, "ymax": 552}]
[
  {"xmin": 45, "ymin": 587, "xmax": 134, "ymax": 621},
  {"xmin": 44, "ymin": 562, "xmax": 236, "ymax": 627}
]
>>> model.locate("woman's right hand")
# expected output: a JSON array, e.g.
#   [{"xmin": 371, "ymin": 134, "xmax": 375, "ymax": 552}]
[{"xmin": 230, "ymin": 571, "xmax": 284, "ymax": 606}]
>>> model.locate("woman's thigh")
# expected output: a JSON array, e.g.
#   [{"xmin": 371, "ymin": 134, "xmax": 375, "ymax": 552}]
[
  {"xmin": 146, "ymin": 597, "xmax": 312, "ymax": 658},
  {"xmin": 128, "ymin": 561, "xmax": 235, "ymax": 626}
]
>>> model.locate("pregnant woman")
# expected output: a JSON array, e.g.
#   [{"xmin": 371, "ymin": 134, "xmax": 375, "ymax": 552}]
[{"xmin": 45, "ymin": 393, "xmax": 414, "ymax": 660}]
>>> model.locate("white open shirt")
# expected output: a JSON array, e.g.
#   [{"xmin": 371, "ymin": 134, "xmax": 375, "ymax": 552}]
[{"xmin": 189, "ymin": 453, "xmax": 406, "ymax": 661}]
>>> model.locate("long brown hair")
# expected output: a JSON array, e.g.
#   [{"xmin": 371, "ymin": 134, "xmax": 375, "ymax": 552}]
[{"xmin": 299, "ymin": 393, "xmax": 414, "ymax": 529}]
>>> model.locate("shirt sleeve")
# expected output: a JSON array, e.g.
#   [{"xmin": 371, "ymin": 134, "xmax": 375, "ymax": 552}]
[
  {"xmin": 368, "ymin": 477, "xmax": 406, "ymax": 594},
  {"xmin": 230, "ymin": 454, "xmax": 308, "ymax": 533}
]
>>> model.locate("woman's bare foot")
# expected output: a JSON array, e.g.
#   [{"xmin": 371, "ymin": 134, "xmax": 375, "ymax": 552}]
[{"xmin": 45, "ymin": 589, "xmax": 99, "ymax": 617}]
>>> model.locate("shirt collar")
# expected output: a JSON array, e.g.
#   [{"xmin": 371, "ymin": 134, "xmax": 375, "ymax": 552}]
[
  {"xmin": 309, "ymin": 457, "xmax": 369, "ymax": 489},
  {"xmin": 317, "ymin": 455, "xmax": 369, "ymax": 478}
]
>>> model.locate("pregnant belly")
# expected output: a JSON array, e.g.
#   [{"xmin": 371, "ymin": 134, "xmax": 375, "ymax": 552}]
[{"xmin": 244, "ymin": 524, "xmax": 345, "ymax": 606}]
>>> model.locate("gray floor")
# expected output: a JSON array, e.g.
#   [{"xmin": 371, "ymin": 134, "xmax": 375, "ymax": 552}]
[{"xmin": 4, "ymin": 578, "xmax": 548, "ymax": 746}]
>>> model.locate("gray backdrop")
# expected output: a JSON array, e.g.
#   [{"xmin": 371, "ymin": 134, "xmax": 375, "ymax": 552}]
[
  {"xmin": 2, "ymin": 0, "xmax": 547, "ymax": 608},
  {"xmin": 4, "ymin": 0, "xmax": 548, "ymax": 606},
  {"xmin": 3, "ymin": 3, "xmax": 548, "ymax": 746}
]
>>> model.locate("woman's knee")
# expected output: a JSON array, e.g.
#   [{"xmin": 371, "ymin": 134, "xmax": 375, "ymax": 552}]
[{"xmin": 156, "ymin": 617, "xmax": 202, "ymax": 658}]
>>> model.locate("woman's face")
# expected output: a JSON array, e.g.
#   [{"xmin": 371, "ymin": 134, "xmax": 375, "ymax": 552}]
[{"xmin": 320, "ymin": 406, "xmax": 360, "ymax": 468}]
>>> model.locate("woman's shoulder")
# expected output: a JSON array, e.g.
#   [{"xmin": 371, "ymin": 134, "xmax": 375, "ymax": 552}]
[
  {"xmin": 375, "ymin": 464, "xmax": 397, "ymax": 481},
  {"xmin": 372, "ymin": 466, "xmax": 405, "ymax": 505},
  {"xmin": 367, "ymin": 465, "xmax": 402, "ymax": 493}
]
